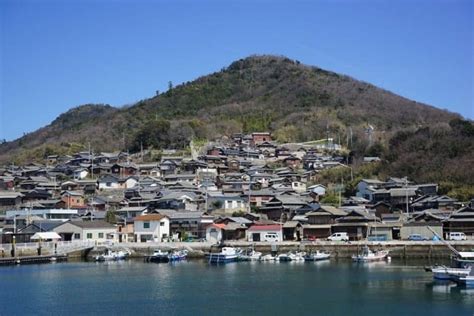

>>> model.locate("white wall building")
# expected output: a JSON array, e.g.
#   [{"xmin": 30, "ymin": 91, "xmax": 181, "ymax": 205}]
[
  {"xmin": 53, "ymin": 221, "xmax": 117, "ymax": 242},
  {"xmin": 134, "ymin": 214, "xmax": 170, "ymax": 242}
]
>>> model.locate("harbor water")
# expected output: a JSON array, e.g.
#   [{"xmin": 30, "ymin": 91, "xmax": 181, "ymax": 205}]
[{"xmin": 1, "ymin": 259, "xmax": 473, "ymax": 315}]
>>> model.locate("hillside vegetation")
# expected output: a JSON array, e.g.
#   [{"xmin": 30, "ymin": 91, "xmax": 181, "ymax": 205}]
[{"xmin": 1, "ymin": 55, "xmax": 471, "ymax": 197}]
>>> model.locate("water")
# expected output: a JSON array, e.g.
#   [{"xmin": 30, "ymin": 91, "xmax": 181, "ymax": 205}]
[{"xmin": 1, "ymin": 259, "xmax": 473, "ymax": 316}]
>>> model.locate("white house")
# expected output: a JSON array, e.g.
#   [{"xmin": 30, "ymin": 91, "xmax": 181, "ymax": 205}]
[
  {"xmin": 308, "ymin": 184, "xmax": 327, "ymax": 196},
  {"xmin": 206, "ymin": 223, "xmax": 225, "ymax": 243},
  {"xmin": 246, "ymin": 225, "xmax": 283, "ymax": 242},
  {"xmin": 97, "ymin": 175, "xmax": 120, "ymax": 190},
  {"xmin": 53, "ymin": 220, "xmax": 117, "ymax": 242},
  {"xmin": 134, "ymin": 214, "xmax": 170, "ymax": 242}
]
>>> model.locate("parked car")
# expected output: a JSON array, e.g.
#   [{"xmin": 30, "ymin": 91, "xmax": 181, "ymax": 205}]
[
  {"xmin": 407, "ymin": 234, "xmax": 428, "ymax": 241},
  {"xmin": 448, "ymin": 232, "xmax": 467, "ymax": 241},
  {"xmin": 327, "ymin": 232, "xmax": 349, "ymax": 241},
  {"xmin": 263, "ymin": 233, "xmax": 280, "ymax": 242}
]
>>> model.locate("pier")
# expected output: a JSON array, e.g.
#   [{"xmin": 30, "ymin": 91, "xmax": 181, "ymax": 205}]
[{"xmin": 0, "ymin": 254, "xmax": 67, "ymax": 266}]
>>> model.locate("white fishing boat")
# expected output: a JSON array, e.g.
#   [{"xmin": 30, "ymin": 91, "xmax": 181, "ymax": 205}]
[
  {"xmin": 95, "ymin": 249, "xmax": 130, "ymax": 262},
  {"xmin": 454, "ymin": 275, "xmax": 474, "ymax": 287},
  {"xmin": 208, "ymin": 247, "xmax": 239, "ymax": 263},
  {"xmin": 147, "ymin": 249, "xmax": 170, "ymax": 263},
  {"xmin": 352, "ymin": 246, "xmax": 389, "ymax": 262},
  {"xmin": 239, "ymin": 249, "xmax": 262, "ymax": 261},
  {"xmin": 277, "ymin": 251, "xmax": 306, "ymax": 262},
  {"xmin": 304, "ymin": 250, "xmax": 331, "ymax": 261},
  {"xmin": 260, "ymin": 254, "xmax": 277, "ymax": 261},
  {"xmin": 431, "ymin": 265, "xmax": 471, "ymax": 280}
]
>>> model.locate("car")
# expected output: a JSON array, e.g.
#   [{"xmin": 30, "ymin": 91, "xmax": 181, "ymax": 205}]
[
  {"xmin": 407, "ymin": 234, "xmax": 428, "ymax": 241},
  {"xmin": 448, "ymin": 232, "xmax": 467, "ymax": 241},
  {"xmin": 327, "ymin": 232, "xmax": 349, "ymax": 241}
]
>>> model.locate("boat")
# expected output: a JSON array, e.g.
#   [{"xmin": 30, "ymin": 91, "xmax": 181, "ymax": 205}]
[
  {"xmin": 168, "ymin": 250, "xmax": 188, "ymax": 262},
  {"xmin": 260, "ymin": 254, "xmax": 277, "ymax": 261},
  {"xmin": 208, "ymin": 247, "xmax": 239, "ymax": 263},
  {"xmin": 453, "ymin": 252, "xmax": 474, "ymax": 268},
  {"xmin": 239, "ymin": 249, "xmax": 262, "ymax": 261},
  {"xmin": 147, "ymin": 249, "xmax": 170, "ymax": 263},
  {"xmin": 95, "ymin": 249, "xmax": 130, "ymax": 262},
  {"xmin": 430, "ymin": 265, "xmax": 472, "ymax": 280},
  {"xmin": 352, "ymin": 246, "xmax": 389, "ymax": 262},
  {"xmin": 277, "ymin": 251, "xmax": 306, "ymax": 262},
  {"xmin": 453, "ymin": 275, "xmax": 474, "ymax": 287},
  {"xmin": 304, "ymin": 250, "xmax": 331, "ymax": 261}
]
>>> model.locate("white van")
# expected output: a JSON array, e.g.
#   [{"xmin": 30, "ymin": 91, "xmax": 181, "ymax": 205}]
[
  {"xmin": 263, "ymin": 233, "xmax": 280, "ymax": 242},
  {"xmin": 448, "ymin": 232, "xmax": 467, "ymax": 241},
  {"xmin": 327, "ymin": 232, "xmax": 349, "ymax": 241}
]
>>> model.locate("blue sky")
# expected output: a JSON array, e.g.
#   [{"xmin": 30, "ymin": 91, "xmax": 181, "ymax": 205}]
[{"xmin": 1, "ymin": 0, "xmax": 472, "ymax": 141}]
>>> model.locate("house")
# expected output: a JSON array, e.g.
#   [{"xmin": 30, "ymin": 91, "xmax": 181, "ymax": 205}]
[
  {"xmin": 356, "ymin": 179, "xmax": 386, "ymax": 200},
  {"xmin": 53, "ymin": 220, "xmax": 117, "ymax": 242},
  {"xmin": 246, "ymin": 224, "xmax": 282, "ymax": 242},
  {"xmin": 282, "ymin": 221, "xmax": 303, "ymax": 241},
  {"xmin": 207, "ymin": 193, "xmax": 247, "ymax": 214},
  {"xmin": 97, "ymin": 175, "xmax": 120, "ymax": 190},
  {"xmin": 308, "ymin": 184, "xmax": 326, "ymax": 197},
  {"xmin": 61, "ymin": 191, "xmax": 85, "ymax": 209},
  {"xmin": 283, "ymin": 156, "xmax": 302, "ymax": 169},
  {"xmin": 303, "ymin": 206, "xmax": 346, "ymax": 239},
  {"xmin": 331, "ymin": 209, "xmax": 378, "ymax": 240},
  {"xmin": 443, "ymin": 206, "xmax": 474, "ymax": 238},
  {"xmin": 206, "ymin": 223, "xmax": 225, "ymax": 243},
  {"xmin": 134, "ymin": 214, "xmax": 170, "ymax": 242},
  {"xmin": 251, "ymin": 132, "xmax": 272, "ymax": 145},
  {"xmin": 411, "ymin": 195, "xmax": 458, "ymax": 212},
  {"xmin": 400, "ymin": 210, "xmax": 445, "ymax": 240},
  {"xmin": 154, "ymin": 210, "xmax": 214, "ymax": 239},
  {"xmin": 0, "ymin": 191, "xmax": 23, "ymax": 209}
]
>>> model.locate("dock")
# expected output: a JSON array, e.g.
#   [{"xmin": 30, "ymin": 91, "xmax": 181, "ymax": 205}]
[{"xmin": 0, "ymin": 254, "xmax": 67, "ymax": 266}]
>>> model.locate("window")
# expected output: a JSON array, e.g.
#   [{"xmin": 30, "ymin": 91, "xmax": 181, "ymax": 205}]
[
  {"xmin": 143, "ymin": 222, "xmax": 150, "ymax": 229},
  {"xmin": 74, "ymin": 233, "xmax": 80, "ymax": 239},
  {"xmin": 86, "ymin": 233, "xmax": 93, "ymax": 239},
  {"xmin": 98, "ymin": 233, "xmax": 104, "ymax": 238},
  {"xmin": 160, "ymin": 222, "xmax": 165, "ymax": 226}
]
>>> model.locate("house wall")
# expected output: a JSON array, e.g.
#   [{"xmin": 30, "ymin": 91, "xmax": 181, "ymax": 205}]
[
  {"xmin": 400, "ymin": 225, "xmax": 442, "ymax": 240},
  {"xmin": 134, "ymin": 218, "xmax": 170, "ymax": 242},
  {"xmin": 206, "ymin": 227, "xmax": 223, "ymax": 243},
  {"xmin": 98, "ymin": 182, "xmax": 120, "ymax": 190},
  {"xmin": 82, "ymin": 228, "xmax": 117, "ymax": 242},
  {"xmin": 246, "ymin": 230, "xmax": 282, "ymax": 242}
]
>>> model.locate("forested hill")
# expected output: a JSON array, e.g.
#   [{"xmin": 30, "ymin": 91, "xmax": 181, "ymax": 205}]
[{"xmin": 1, "ymin": 55, "xmax": 471, "ymax": 196}]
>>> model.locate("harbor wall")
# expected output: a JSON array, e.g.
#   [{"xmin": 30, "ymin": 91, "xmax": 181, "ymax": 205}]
[{"xmin": 89, "ymin": 241, "xmax": 474, "ymax": 260}]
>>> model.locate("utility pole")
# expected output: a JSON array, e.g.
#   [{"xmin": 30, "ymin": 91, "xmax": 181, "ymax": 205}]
[
  {"xmin": 89, "ymin": 142, "xmax": 94, "ymax": 180},
  {"xmin": 405, "ymin": 177, "xmax": 409, "ymax": 218}
]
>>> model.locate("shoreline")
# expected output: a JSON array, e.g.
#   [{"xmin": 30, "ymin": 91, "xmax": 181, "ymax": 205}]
[{"xmin": 87, "ymin": 240, "xmax": 474, "ymax": 260}]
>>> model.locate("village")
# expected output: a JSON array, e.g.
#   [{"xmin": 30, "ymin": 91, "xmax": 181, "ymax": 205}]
[{"xmin": 0, "ymin": 131, "xmax": 473, "ymax": 257}]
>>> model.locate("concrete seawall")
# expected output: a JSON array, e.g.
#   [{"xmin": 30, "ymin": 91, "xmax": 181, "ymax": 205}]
[{"xmin": 88, "ymin": 241, "xmax": 474, "ymax": 260}]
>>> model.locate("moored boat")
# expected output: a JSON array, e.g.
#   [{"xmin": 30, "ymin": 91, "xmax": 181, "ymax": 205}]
[
  {"xmin": 95, "ymin": 249, "xmax": 130, "ymax": 262},
  {"xmin": 304, "ymin": 250, "xmax": 331, "ymax": 261},
  {"xmin": 147, "ymin": 249, "xmax": 170, "ymax": 263},
  {"xmin": 169, "ymin": 250, "xmax": 188, "ymax": 262},
  {"xmin": 431, "ymin": 265, "xmax": 471, "ymax": 280},
  {"xmin": 208, "ymin": 247, "xmax": 239, "ymax": 263},
  {"xmin": 277, "ymin": 251, "xmax": 305, "ymax": 262},
  {"xmin": 352, "ymin": 246, "xmax": 389, "ymax": 262},
  {"xmin": 239, "ymin": 249, "xmax": 262, "ymax": 261}
]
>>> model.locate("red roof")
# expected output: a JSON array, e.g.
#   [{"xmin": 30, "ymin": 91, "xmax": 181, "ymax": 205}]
[
  {"xmin": 248, "ymin": 224, "xmax": 282, "ymax": 232},
  {"xmin": 210, "ymin": 223, "xmax": 226, "ymax": 229}
]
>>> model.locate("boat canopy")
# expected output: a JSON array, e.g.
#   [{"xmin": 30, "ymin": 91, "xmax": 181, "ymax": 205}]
[{"xmin": 458, "ymin": 252, "xmax": 474, "ymax": 258}]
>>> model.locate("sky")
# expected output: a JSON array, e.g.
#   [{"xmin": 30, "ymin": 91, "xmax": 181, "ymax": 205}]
[{"xmin": 0, "ymin": 0, "xmax": 472, "ymax": 141}]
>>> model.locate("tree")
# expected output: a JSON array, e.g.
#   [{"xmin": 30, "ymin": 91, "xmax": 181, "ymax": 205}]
[{"xmin": 105, "ymin": 210, "xmax": 117, "ymax": 224}]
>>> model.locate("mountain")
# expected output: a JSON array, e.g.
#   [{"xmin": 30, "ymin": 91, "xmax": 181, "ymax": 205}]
[{"xmin": 1, "ymin": 55, "xmax": 471, "ymax": 197}]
